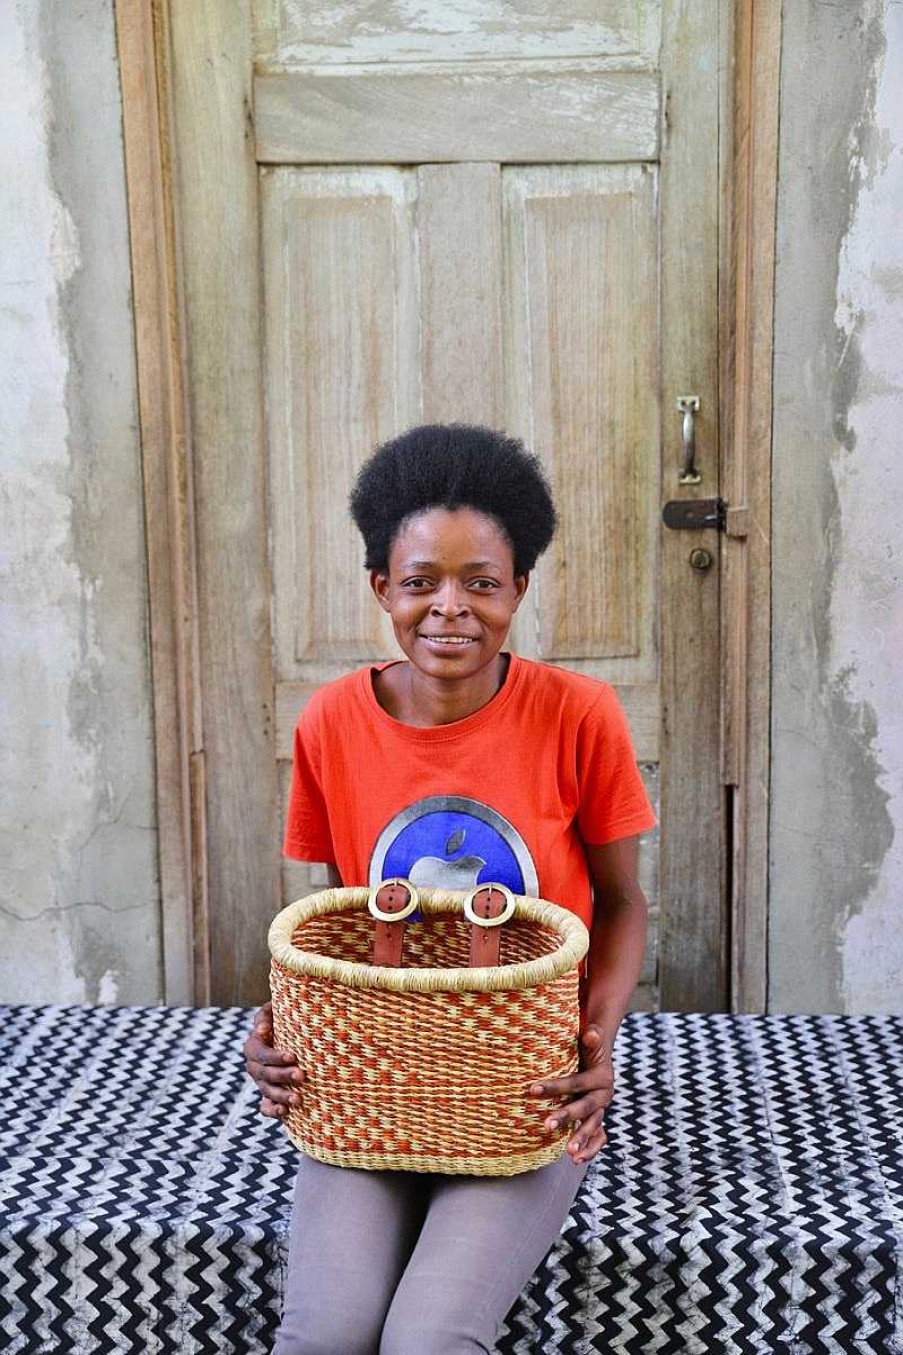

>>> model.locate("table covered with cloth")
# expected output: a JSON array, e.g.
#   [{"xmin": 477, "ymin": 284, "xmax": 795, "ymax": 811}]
[{"xmin": 0, "ymin": 1005, "xmax": 900, "ymax": 1354}]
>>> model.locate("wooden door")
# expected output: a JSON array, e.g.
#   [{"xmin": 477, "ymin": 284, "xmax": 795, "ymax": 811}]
[{"xmin": 165, "ymin": 1, "xmax": 728, "ymax": 1009}]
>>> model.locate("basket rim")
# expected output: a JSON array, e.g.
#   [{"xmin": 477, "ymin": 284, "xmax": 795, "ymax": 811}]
[{"xmin": 268, "ymin": 886, "xmax": 589, "ymax": 994}]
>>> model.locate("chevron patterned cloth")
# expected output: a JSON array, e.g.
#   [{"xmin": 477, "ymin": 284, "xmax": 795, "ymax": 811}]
[{"xmin": 0, "ymin": 1007, "xmax": 900, "ymax": 1353}]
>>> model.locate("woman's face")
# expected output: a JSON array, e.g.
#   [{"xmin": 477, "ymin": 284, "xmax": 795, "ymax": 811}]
[{"xmin": 370, "ymin": 507, "xmax": 528, "ymax": 686}]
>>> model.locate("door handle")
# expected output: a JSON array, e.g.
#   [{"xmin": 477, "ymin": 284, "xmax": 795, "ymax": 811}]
[
  {"xmin": 677, "ymin": 396, "xmax": 701, "ymax": 484},
  {"xmin": 662, "ymin": 497, "xmax": 749, "ymax": 538}
]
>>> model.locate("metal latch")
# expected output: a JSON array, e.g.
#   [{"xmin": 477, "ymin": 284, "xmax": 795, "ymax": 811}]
[{"xmin": 662, "ymin": 497, "xmax": 725, "ymax": 531}]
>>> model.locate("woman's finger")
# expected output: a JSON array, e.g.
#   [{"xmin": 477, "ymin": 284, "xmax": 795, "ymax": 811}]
[
  {"xmin": 248, "ymin": 1004, "xmax": 275, "ymax": 1040},
  {"xmin": 543, "ymin": 1087, "xmax": 611, "ymax": 1131},
  {"xmin": 255, "ymin": 1073, "xmax": 302, "ymax": 1106},
  {"xmin": 244, "ymin": 1003, "xmax": 297, "ymax": 1062},
  {"xmin": 244, "ymin": 1002, "xmax": 304, "ymax": 1117},
  {"xmin": 245, "ymin": 1034, "xmax": 298, "ymax": 1067},
  {"xmin": 249, "ymin": 1059, "xmax": 303, "ymax": 1089},
  {"xmin": 531, "ymin": 1067, "xmax": 602, "ymax": 1100},
  {"xmin": 567, "ymin": 1113, "xmax": 608, "ymax": 1164},
  {"xmin": 248, "ymin": 1057, "xmax": 303, "ymax": 1103},
  {"xmin": 530, "ymin": 1066, "xmax": 612, "ymax": 1099},
  {"xmin": 566, "ymin": 1106, "xmax": 606, "ymax": 1145}
]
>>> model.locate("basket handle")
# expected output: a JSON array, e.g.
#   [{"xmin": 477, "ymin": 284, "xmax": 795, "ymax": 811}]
[
  {"xmin": 464, "ymin": 883, "xmax": 516, "ymax": 968},
  {"xmin": 368, "ymin": 879, "xmax": 419, "ymax": 967}
]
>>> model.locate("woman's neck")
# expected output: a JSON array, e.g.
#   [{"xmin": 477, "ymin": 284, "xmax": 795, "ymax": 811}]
[{"xmin": 375, "ymin": 654, "xmax": 510, "ymax": 727}]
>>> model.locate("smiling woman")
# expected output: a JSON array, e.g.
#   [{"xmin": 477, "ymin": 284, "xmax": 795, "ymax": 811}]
[
  {"xmin": 351, "ymin": 424, "xmax": 550, "ymax": 725},
  {"xmin": 369, "ymin": 507, "xmax": 528, "ymax": 725},
  {"xmin": 246, "ymin": 423, "xmax": 656, "ymax": 1354}
]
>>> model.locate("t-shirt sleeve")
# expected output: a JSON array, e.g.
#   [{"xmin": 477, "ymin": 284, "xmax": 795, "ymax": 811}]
[
  {"xmin": 282, "ymin": 703, "xmax": 337, "ymax": 863},
  {"xmin": 575, "ymin": 687, "xmax": 657, "ymax": 845}
]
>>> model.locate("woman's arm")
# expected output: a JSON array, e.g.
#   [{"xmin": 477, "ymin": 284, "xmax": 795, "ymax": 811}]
[
  {"xmin": 581, "ymin": 835, "xmax": 649, "ymax": 1051},
  {"xmin": 530, "ymin": 834, "xmax": 649, "ymax": 1164}
]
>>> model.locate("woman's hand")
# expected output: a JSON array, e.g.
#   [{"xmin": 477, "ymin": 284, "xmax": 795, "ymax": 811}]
[
  {"xmin": 529, "ymin": 1024, "xmax": 613, "ymax": 1165},
  {"xmin": 244, "ymin": 1001, "xmax": 304, "ymax": 1119}
]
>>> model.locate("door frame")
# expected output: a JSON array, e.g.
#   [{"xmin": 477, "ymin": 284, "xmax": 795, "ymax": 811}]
[
  {"xmin": 719, "ymin": 0, "xmax": 781, "ymax": 1014},
  {"xmin": 116, "ymin": 0, "xmax": 210, "ymax": 1004},
  {"xmin": 116, "ymin": 0, "xmax": 780, "ymax": 1010}
]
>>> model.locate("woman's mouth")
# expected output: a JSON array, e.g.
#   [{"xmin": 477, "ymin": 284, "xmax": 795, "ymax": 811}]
[{"xmin": 418, "ymin": 634, "xmax": 476, "ymax": 646}]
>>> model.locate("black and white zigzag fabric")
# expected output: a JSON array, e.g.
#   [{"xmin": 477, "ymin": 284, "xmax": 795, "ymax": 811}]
[{"xmin": 0, "ymin": 1006, "xmax": 900, "ymax": 1353}]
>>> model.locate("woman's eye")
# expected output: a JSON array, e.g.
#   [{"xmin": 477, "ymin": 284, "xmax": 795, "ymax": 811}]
[
  {"xmin": 471, "ymin": 578, "xmax": 498, "ymax": 591},
  {"xmin": 404, "ymin": 577, "xmax": 432, "ymax": 590}
]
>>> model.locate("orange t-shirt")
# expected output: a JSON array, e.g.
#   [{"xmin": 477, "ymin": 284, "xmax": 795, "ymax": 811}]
[{"xmin": 283, "ymin": 655, "xmax": 655, "ymax": 932}]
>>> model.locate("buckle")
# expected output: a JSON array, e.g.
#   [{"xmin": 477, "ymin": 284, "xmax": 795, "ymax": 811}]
[
  {"xmin": 367, "ymin": 878, "xmax": 420, "ymax": 924},
  {"xmin": 463, "ymin": 883, "xmax": 516, "ymax": 928}
]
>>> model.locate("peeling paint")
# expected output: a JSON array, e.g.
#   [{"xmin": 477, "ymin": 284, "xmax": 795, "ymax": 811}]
[
  {"xmin": 275, "ymin": 0, "xmax": 658, "ymax": 65},
  {"xmin": 1, "ymin": 2, "xmax": 90, "ymax": 987},
  {"xmin": 97, "ymin": 970, "xmax": 120, "ymax": 1006},
  {"xmin": 770, "ymin": 0, "xmax": 898, "ymax": 1013},
  {"xmin": 42, "ymin": 0, "xmax": 162, "ymax": 1003},
  {"xmin": 49, "ymin": 192, "xmax": 80, "ymax": 288},
  {"xmin": 833, "ymin": 3, "xmax": 903, "ymax": 1011},
  {"xmin": 0, "ymin": 1, "xmax": 161, "ymax": 1003}
]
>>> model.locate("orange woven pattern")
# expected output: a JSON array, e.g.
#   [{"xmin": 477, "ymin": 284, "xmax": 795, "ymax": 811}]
[
  {"xmin": 267, "ymin": 888, "xmax": 589, "ymax": 1175},
  {"xmin": 270, "ymin": 960, "xmax": 580, "ymax": 1174},
  {"xmin": 291, "ymin": 910, "xmax": 563, "ymax": 971}
]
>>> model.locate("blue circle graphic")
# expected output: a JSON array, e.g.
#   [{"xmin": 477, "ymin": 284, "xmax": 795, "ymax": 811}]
[{"xmin": 382, "ymin": 810, "xmax": 524, "ymax": 893}]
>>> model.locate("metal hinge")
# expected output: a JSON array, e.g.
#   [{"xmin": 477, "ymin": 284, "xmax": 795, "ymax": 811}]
[{"xmin": 662, "ymin": 499, "xmax": 749, "ymax": 537}]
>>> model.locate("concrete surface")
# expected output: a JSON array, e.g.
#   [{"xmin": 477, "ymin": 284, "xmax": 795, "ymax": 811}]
[
  {"xmin": 0, "ymin": 0, "xmax": 900, "ymax": 1013},
  {"xmin": 770, "ymin": 0, "xmax": 900, "ymax": 1012},
  {"xmin": 0, "ymin": 1, "xmax": 161, "ymax": 1003}
]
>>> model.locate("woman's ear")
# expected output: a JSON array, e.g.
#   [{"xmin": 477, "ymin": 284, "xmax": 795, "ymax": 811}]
[
  {"xmin": 369, "ymin": 569, "xmax": 391, "ymax": 611},
  {"xmin": 513, "ymin": 573, "xmax": 530, "ymax": 610}
]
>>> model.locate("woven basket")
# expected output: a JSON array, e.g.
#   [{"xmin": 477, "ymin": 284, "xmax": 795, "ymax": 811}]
[{"xmin": 268, "ymin": 885, "xmax": 590, "ymax": 1176}]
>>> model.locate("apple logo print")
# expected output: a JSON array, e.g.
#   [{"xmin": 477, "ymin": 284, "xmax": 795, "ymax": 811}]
[
  {"xmin": 370, "ymin": 797, "xmax": 538, "ymax": 896},
  {"xmin": 408, "ymin": 826, "xmax": 487, "ymax": 890}
]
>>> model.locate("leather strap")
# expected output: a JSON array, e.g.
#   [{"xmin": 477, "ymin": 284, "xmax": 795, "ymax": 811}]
[
  {"xmin": 370, "ymin": 880, "xmax": 412, "ymax": 966},
  {"xmin": 467, "ymin": 885, "xmax": 509, "ymax": 967}
]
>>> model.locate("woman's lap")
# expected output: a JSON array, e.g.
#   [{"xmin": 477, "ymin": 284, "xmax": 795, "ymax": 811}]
[
  {"xmin": 273, "ymin": 1153, "xmax": 586, "ymax": 1355},
  {"xmin": 272, "ymin": 1156, "xmax": 427, "ymax": 1355}
]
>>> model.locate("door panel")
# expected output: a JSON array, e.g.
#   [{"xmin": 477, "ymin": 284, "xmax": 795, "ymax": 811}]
[
  {"xmin": 253, "ymin": 0, "xmax": 660, "ymax": 66},
  {"xmin": 502, "ymin": 165, "xmax": 658, "ymax": 677},
  {"xmin": 263, "ymin": 169, "xmax": 418, "ymax": 678},
  {"xmin": 254, "ymin": 68, "xmax": 659, "ymax": 164},
  {"xmin": 418, "ymin": 163, "xmax": 505, "ymax": 426}
]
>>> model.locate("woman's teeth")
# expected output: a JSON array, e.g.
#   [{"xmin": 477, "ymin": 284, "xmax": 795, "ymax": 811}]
[{"xmin": 424, "ymin": 636, "xmax": 473, "ymax": 644}]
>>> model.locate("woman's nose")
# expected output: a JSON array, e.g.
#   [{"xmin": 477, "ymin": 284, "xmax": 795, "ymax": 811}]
[{"xmin": 431, "ymin": 580, "xmax": 468, "ymax": 615}]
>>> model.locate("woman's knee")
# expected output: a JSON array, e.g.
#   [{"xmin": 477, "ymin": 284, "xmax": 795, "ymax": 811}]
[
  {"xmin": 380, "ymin": 1332, "xmax": 486, "ymax": 1355},
  {"xmin": 379, "ymin": 1307, "xmax": 491, "ymax": 1355},
  {"xmin": 274, "ymin": 1320, "xmax": 380, "ymax": 1355}
]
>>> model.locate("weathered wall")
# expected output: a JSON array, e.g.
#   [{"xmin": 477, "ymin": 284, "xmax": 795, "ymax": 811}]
[
  {"xmin": 770, "ymin": 0, "xmax": 901, "ymax": 1012},
  {"xmin": 1, "ymin": 0, "xmax": 900, "ymax": 1013},
  {"xmin": 0, "ymin": 1, "xmax": 161, "ymax": 1003}
]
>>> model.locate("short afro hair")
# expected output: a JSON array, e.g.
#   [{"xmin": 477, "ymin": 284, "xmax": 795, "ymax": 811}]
[{"xmin": 349, "ymin": 424, "xmax": 557, "ymax": 576}]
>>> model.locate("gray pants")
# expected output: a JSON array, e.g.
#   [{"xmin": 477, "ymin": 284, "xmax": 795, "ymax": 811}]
[{"xmin": 273, "ymin": 1153, "xmax": 587, "ymax": 1355}]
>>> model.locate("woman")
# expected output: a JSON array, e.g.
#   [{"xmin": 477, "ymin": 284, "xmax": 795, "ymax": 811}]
[{"xmin": 246, "ymin": 424, "xmax": 655, "ymax": 1353}]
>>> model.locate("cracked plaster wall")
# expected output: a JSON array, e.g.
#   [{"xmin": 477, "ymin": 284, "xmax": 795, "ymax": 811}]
[
  {"xmin": 0, "ymin": 1, "xmax": 161, "ymax": 1003},
  {"xmin": 2, "ymin": 1, "xmax": 900, "ymax": 1014},
  {"xmin": 770, "ymin": 0, "xmax": 901, "ymax": 1012}
]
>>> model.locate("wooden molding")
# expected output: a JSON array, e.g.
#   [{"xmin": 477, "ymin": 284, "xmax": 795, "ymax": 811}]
[
  {"xmin": 721, "ymin": 0, "xmax": 782, "ymax": 1012},
  {"xmin": 115, "ymin": 0, "xmax": 209, "ymax": 1003},
  {"xmin": 166, "ymin": 2, "xmax": 280, "ymax": 1006},
  {"xmin": 658, "ymin": 0, "xmax": 728, "ymax": 1012},
  {"xmin": 254, "ymin": 66, "xmax": 659, "ymax": 164}
]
